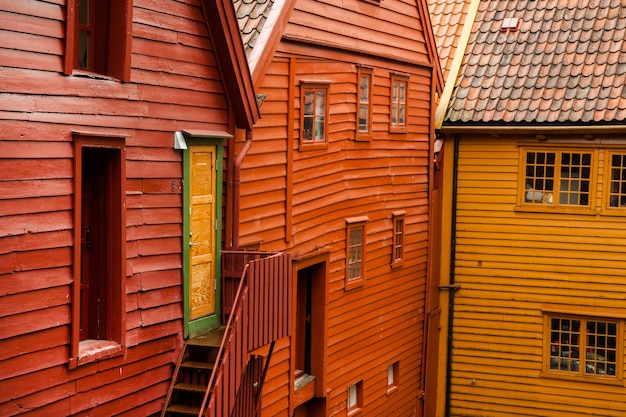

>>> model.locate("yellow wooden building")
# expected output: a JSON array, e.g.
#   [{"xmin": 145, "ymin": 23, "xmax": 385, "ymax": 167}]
[{"xmin": 429, "ymin": 0, "xmax": 626, "ymax": 416}]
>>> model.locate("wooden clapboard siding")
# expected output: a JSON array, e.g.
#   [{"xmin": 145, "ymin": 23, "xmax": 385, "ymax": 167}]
[
  {"xmin": 449, "ymin": 135, "xmax": 626, "ymax": 416},
  {"xmin": 239, "ymin": 0, "xmax": 436, "ymax": 411},
  {"xmin": 0, "ymin": 0, "xmax": 245, "ymax": 414}
]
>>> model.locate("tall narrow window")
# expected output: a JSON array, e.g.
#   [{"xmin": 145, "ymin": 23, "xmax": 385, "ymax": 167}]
[
  {"xmin": 300, "ymin": 83, "xmax": 329, "ymax": 148},
  {"xmin": 390, "ymin": 74, "xmax": 408, "ymax": 131},
  {"xmin": 65, "ymin": 0, "xmax": 132, "ymax": 81},
  {"xmin": 347, "ymin": 380, "xmax": 363, "ymax": 414},
  {"xmin": 387, "ymin": 361, "xmax": 399, "ymax": 393},
  {"xmin": 608, "ymin": 152, "xmax": 626, "ymax": 208},
  {"xmin": 346, "ymin": 216, "xmax": 368, "ymax": 289},
  {"xmin": 357, "ymin": 68, "xmax": 373, "ymax": 140},
  {"xmin": 391, "ymin": 210, "xmax": 406, "ymax": 267},
  {"xmin": 71, "ymin": 135, "xmax": 126, "ymax": 368}
]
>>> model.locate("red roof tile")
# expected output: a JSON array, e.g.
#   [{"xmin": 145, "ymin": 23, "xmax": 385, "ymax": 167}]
[{"xmin": 436, "ymin": 0, "xmax": 626, "ymax": 125}]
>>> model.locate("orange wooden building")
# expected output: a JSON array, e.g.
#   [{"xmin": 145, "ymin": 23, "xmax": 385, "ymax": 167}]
[
  {"xmin": 231, "ymin": 0, "xmax": 444, "ymax": 415},
  {"xmin": 431, "ymin": 0, "xmax": 626, "ymax": 416}
]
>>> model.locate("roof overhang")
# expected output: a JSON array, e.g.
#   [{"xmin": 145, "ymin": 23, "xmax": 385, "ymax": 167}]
[{"xmin": 201, "ymin": 0, "xmax": 261, "ymax": 130}]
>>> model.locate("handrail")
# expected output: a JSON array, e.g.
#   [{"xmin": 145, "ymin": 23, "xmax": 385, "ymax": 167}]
[
  {"xmin": 197, "ymin": 250, "xmax": 291, "ymax": 417},
  {"xmin": 197, "ymin": 260, "xmax": 250, "ymax": 416}
]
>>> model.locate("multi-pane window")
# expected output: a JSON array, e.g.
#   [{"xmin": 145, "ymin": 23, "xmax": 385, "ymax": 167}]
[
  {"xmin": 301, "ymin": 84, "xmax": 328, "ymax": 145},
  {"xmin": 522, "ymin": 150, "xmax": 592, "ymax": 207},
  {"xmin": 608, "ymin": 152, "xmax": 626, "ymax": 208},
  {"xmin": 390, "ymin": 75, "xmax": 408, "ymax": 130},
  {"xmin": 348, "ymin": 227, "xmax": 363, "ymax": 280},
  {"xmin": 547, "ymin": 316, "xmax": 618, "ymax": 378},
  {"xmin": 357, "ymin": 68, "xmax": 373, "ymax": 140},
  {"xmin": 346, "ymin": 217, "xmax": 368, "ymax": 289},
  {"xmin": 391, "ymin": 210, "xmax": 406, "ymax": 267}
]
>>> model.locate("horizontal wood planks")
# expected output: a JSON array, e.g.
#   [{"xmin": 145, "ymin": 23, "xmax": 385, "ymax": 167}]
[
  {"xmin": 0, "ymin": 0, "xmax": 232, "ymax": 415},
  {"xmin": 450, "ymin": 135, "xmax": 626, "ymax": 416},
  {"xmin": 240, "ymin": 0, "xmax": 436, "ymax": 409}
]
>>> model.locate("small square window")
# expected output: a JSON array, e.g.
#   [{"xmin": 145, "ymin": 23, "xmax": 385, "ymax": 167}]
[
  {"xmin": 300, "ymin": 83, "xmax": 329, "ymax": 149},
  {"xmin": 391, "ymin": 210, "xmax": 406, "ymax": 267},
  {"xmin": 348, "ymin": 380, "xmax": 363, "ymax": 414},
  {"xmin": 390, "ymin": 74, "xmax": 408, "ymax": 132},
  {"xmin": 345, "ymin": 216, "xmax": 368, "ymax": 290}
]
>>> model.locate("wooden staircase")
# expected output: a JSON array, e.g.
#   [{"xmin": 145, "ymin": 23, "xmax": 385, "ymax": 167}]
[
  {"xmin": 162, "ymin": 327, "xmax": 225, "ymax": 416},
  {"xmin": 161, "ymin": 251, "xmax": 292, "ymax": 417}
]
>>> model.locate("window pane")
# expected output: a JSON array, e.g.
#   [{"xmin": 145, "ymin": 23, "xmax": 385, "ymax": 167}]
[
  {"xmin": 78, "ymin": 0, "xmax": 90, "ymax": 25},
  {"xmin": 524, "ymin": 151, "xmax": 556, "ymax": 203},
  {"xmin": 359, "ymin": 75, "xmax": 369, "ymax": 103},
  {"xmin": 78, "ymin": 30, "xmax": 90, "ymax": 70},
  {"xmin": 549, "ymin": 318, "xmax": 581, "ymax": 372},
  {"xmin": 609, "ymin": 153, "xmax": 626, "ymax": 207},
  {"xmin": 359, "ymin": 105, "xmax": 369, "ymax": 132},
  {"xmin": 559, "ymin": 152, "xmax": 591, "ymax": 206}
]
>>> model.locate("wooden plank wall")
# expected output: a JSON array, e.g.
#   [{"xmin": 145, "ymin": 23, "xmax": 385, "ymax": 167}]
[
  {"xmin": 238, "ymin": 1, "xmax": 434, "ymax": 410},
  {"xmin": 0, "ymin": 0, "xmax": 232, "ymax": 415},
  {"xmin": 450, "ymin": 136, "xmax": 626, "ymax": 416}
]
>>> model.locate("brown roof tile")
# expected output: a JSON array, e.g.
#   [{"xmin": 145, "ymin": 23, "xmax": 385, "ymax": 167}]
[
  {"xmin": 440, "ymin": 0, "xmax": 626, "ymax": 125},
  {"xmin": 233, "ymin": 0, "xmax": 274, "ymax": 56},
  {"xmin": 427, "ymin": 0, "xmax": 474, "ymax": 82}
]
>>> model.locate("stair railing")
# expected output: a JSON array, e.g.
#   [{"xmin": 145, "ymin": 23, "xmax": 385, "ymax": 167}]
[{"xmin": 197, "ymin": 251, "xmax": 292, "ymax": 417}]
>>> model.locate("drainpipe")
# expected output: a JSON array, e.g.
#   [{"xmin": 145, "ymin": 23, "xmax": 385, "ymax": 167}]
[
  {"xmin": 232, "ymin": 129, "xmax": 253, "ymax": 250},
  {"xmin": 444, "ymin": 134, "xmax": 460, "ymax": 416}
]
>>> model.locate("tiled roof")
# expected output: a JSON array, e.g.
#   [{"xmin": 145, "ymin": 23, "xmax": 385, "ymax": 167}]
[
  {"xmin": 233, "ymin": 0, "xmax": 274, "ymax": 56},
  {"xmin": 444, "ymin": 0, "xmax": 626, "ymax": 125},
  {"xmin": 427, "ymin": 0, "xmax": 474, "ymax": 82}
]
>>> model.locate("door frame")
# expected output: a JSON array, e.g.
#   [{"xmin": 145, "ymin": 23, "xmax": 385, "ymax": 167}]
[{"xmin": 182, "ymin": 136, "xmax": 224, "ymax": 339}]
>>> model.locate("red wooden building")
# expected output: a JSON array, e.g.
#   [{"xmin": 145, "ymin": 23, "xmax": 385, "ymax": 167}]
[
  {"xmin": 0, "ymin": 0, "xmax": 442, "ymax": 415},
  {"xmin": 0, "ymin": 0, "xmax": 283, "ymax": 415}
]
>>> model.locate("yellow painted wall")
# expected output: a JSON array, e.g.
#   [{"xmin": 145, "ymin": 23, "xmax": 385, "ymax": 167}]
[{"xmin": 446, "ymin": 133, "xmax": 626, "ymax": 416}]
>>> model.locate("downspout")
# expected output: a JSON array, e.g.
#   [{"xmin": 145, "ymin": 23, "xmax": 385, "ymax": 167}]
[
  {"xmin": 232, "ymin": 129, "xmax": 253, "ymax": 250},
  {"xmin": 444, "ymin": 134, "xmax": 459, "ymax": 417}
]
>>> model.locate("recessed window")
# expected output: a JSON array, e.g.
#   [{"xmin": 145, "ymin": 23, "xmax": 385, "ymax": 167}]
[
  {"xmin": 300, "ymin": 83, "xmax": 329, "ymax": 148},
  {"xmin": 608, "ymin": 152, "xmax": 626, "ymax": 208},
  {"xmin": 390, "ymin": 74, "xmax": 408, "ymax": 131},
  {"xmin": 521, "ymin": 149, "xmax": 594, "ymax": 209},
  {"xmin": 347, "ymin": 380, "xmax": 363, "ymax": 414},
  {"xmin": 70, "ymin": 135, "xmax": 126, "ymax": 368},
  {"xmin": 387, "ymin": 361, "xmax": 399, "ymax": 393},
  {"xmin": 357, "ymin": 67, "xmax": 373, "ymax": 140},
  {"xmin": 345, "ymin": 216, "xmax": 368, "ymax": 289},
  {"xmin": 546, "ymin": 315, "xmax": 620, "ymax": 379},
  {"xmin": 65, "ymin": 0, "xmax": 132, "ymax": 81},
  {"xmin": 391, "ymin": 210, "xmax": 406, "ymax": 267}
]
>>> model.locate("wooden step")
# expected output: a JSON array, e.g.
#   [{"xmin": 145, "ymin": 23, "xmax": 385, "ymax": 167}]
[
  {"xmin": 165, "ymin": 404, "xmax": 201, "ymax": 415},
  {"xmin": 181, "ymin": 360, "xmax": 215, "ymax": 371},
  {"xmin": 187, "ymin": 327, "xmax": 225, "ymax": 348},
  {"xmin": 174, "ymin": 382, "xmax": 206, "ymax": 393}
]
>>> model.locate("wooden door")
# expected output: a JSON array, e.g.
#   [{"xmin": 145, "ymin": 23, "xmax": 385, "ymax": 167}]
[{"xmin": 186, "ymin": 145, "xmax": 220, "ymax": 336}]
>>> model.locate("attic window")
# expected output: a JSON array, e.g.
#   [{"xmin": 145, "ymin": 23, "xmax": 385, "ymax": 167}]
[{"xmin": 501, "ymin": 17, "xmax": 521, "ymax": 32}]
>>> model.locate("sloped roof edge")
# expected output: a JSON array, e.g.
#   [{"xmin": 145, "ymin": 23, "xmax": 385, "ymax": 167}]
[
  {"xmin": 416, "ymin": 0, "xmax": 444, "ymax": 95},
  {"xmin": 202, "ymin": 0, "xmax": 261, "ymax": 129},
  {"xmin": 246, "ymin": 0, "xmax": 297, "ymax": 85},
  {"xmin": 434, "ymin": 0, "xmax": 479, "ymax": 130}
]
